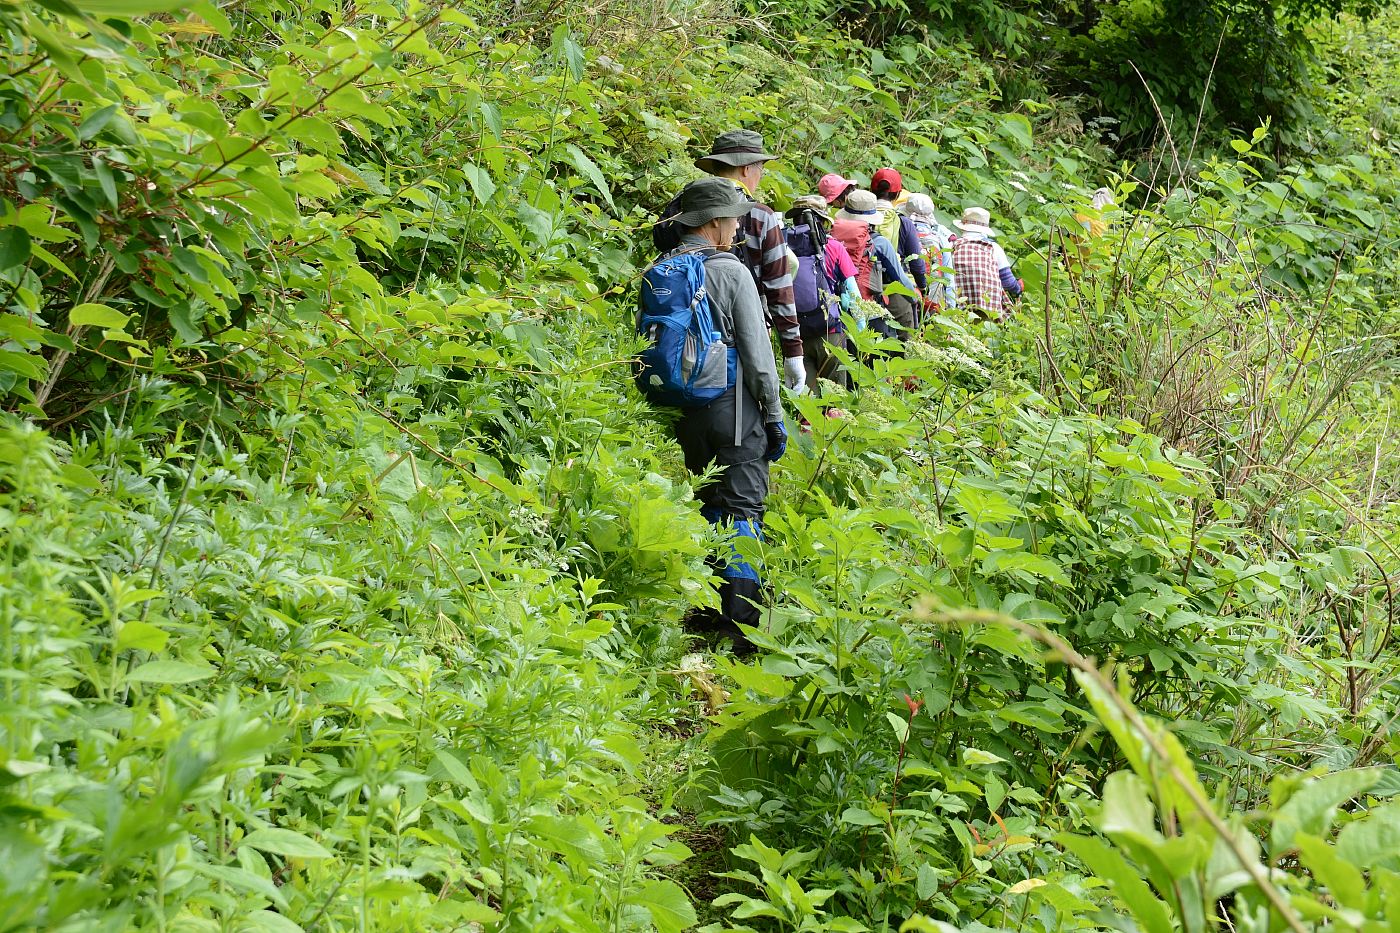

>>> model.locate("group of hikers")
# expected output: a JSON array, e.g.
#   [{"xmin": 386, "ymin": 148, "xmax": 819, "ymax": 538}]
[{"xmin": 634, "ymin": 128, "xmax": 1055, "ymax": 652}]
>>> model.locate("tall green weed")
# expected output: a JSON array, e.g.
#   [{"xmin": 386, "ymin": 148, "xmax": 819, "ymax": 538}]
[{"xmin": 0, "ymin": 0, "xmax": 1396, "ymax": 930}]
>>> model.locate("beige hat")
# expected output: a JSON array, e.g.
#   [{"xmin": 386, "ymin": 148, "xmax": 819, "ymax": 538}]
[
  {"xmin": 836, "ymin": 189, "xmax": 882, "ymax": 225},
  {"xmin": 790, "ymin": 194, "xmax": 832, "ymax": 220},
  {"xmin": 955, "ymin": 206, "xmax": 998, "ymax": 237}
]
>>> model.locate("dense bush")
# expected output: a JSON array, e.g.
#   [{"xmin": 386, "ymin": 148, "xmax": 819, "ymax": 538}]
[
  {"xmin": 0, "ymin": 0, "xmax": 1396, "ymax": 930},
  {"xmin": 758, "ymin": 0, "xmax": 1398, "ymax": 157}
]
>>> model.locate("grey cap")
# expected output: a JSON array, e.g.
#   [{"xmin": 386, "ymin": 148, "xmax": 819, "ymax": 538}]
[
  {"xmin": 695, "ymin": 129, "xmax": 777, "ymax": 172},
  {"xmin": 672, "ymin": 176, "xmax": 752, "ymax": 227}
]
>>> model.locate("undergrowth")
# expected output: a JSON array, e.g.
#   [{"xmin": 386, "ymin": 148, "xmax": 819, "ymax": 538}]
[{"xmin": 0, "ymin": 0, "xmax": 1396, "ymax": 930}]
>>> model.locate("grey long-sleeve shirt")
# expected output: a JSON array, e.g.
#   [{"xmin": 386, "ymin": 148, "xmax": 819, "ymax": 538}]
[{"xmin": 679, "ymin": 233, "xmax": 782, "ymax": 423}]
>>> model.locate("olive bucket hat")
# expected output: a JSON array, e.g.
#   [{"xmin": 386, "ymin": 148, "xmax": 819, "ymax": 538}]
[
  {"xmin": 671, "ymin": 176, "xmax": 752, "ymax": 227},
  {"xmin": 695, "ymin": 129, "xmax": 777, "ymax": 172}
]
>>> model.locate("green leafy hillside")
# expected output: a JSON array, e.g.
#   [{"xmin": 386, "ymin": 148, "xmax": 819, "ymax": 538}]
[{"xmin": 1, "ymin": 0, "xmax": 1397, "ymax": 930}]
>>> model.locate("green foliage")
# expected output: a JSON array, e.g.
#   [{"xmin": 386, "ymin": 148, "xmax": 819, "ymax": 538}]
[
  {"xmin": 0, "ymin": 402, "xmax": 714, "ymax": 929},
  {"xmin": 0, "ymin": 0, "xmax": 1396, "ymax": 930},
  {"xmin": 691, "ymin": 326, "xmax": 1397, "ymax": 924},
  {"xmin": 762, "ymin": 0, "xmax": 1399, "ymax": 157},
  {"xmin": 1062, "ymin": 0, "xmax": 1392, "ymax": 155},
  {"xmin": 1057, "ymin": 648, "xmax": 1400, "ymax": 933}
]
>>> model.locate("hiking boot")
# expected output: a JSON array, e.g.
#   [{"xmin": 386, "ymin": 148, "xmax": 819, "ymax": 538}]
[
  {"xmin": 682, "ymin": 606, "xmax": 727, "ymax": 635},
  {"xmin": 729, "ymin": 631, "xmax": 758, "ymax": 658}
]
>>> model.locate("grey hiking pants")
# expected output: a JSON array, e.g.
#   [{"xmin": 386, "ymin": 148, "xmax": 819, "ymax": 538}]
[
  {"xmin": 887, "ymin": 292, "xmax": 918, "ymax": 331},
  {"xmin": 676, "ymin": 383, "xmax": 769, "ymax": 630}
]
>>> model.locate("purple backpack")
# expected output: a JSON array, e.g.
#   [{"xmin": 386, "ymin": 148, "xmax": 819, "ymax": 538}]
[{"xmin": 785, "ymin": 212, "xmax": 839, "ymax": 337}]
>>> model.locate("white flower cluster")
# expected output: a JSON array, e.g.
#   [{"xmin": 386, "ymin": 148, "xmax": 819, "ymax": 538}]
[
  {"xmin": 848, "ymin": 297, "xmax": 886, "ymax": 330},
  {"xmin": 506, "ymin": 504, "xmax": 551, "ymax": 540},
  {"xmin": 927, "ymin": 344, "xmax": 991, "ymax": 377},
  {"xmin": 936, "ymin": 319, "xmax": 993, "ymax": 361},
  {"xmin": 903, "ymin": 321, "xmax": 992, "ymax": 378}
]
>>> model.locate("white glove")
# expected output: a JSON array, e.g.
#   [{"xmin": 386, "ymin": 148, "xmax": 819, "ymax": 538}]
[{"xmin": 783, "ymin": 357, "xmax": 807, "ymax": 393}]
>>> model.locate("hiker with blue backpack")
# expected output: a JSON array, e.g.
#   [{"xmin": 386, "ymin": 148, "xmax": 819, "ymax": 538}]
[
  {"xmin": 637, "ymin": 177, "xmax": 786, "ymax": 653},
  {"xmin": 784, "ymin": 194, "xmax": 860, "ymax": 392},
  {"xmin": 664, "ymin": 130, "xmax": 808, "ymax": 394}
]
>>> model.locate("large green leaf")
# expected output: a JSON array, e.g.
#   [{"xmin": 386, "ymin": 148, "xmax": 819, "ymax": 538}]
[
  {"xmin": 1059, "ymin": 834, "xmax": 1175, "ymax": 933},
  {"xmin": 1335, "ymin": 803, "xmax": 1400, "ymax": 872},
  {"xmin": 564, "ymin": 144, "xmax": 615, "ymax": 213},
  {"xmin": 464, "ymin": 162, "xmax": 497, "ymax": 204},
  {"xmin": 0, "ymin": 227, "xmax": 31, "ymax": 270},
  {"xmin": 239, "ymin": 828, "xmax": 333, "ymax": 860},
  {"xmin": 524, "ymin": 814, "xmax": 606, "ymax": 863},
  {"xmin": 126, "ymin": 660, "xmax": 215, "ymax": 684},
  {"xmin": 1295, "ymin": 834, "xmax": 1365, "ymax": 911},
  {"xmin": 1271, "ymin": 769, "xmax": 1382, "ymax": 855},
  {"xmin": 192, "ymin": 862, "xmax": 287, "ymax": 909},
  {"xmin": 68, "ymin": 303, "xmax": 129, "ymax": 330},
  {"xmin": 625, "ymin": 880, "xmax": 696, "ymax": 933}
]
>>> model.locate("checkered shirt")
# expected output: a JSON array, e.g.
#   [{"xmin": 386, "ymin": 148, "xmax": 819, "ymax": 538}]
[{"xmin": 952, "ymin": 238, "xmax": 1005, "ymax": 319}]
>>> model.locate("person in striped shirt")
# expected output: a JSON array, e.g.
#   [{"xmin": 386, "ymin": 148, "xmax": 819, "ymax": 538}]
[{"xmin": 695, "ymin": 130, "xmax": 807, "ymax": 392}]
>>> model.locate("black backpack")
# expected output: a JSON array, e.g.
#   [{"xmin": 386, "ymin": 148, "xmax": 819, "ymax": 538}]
[
  {"xmin": 652, "ymin": 188, "xmax": 755, "ymax": 257},
  {"xmin": 785, "ymin": 208, "xmax": 839, "ymax": 337},
  {"xmin": 652, "ymin": 192, "xmax": 684, "ymax": 253}
]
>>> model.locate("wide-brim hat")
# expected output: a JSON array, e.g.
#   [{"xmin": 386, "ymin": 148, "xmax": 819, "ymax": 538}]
[
  {"xmin": 835, "ymin": 189, "xmax": 882, "ymax": 225},
  {"xmin": 695, "ymin": 129, "xmax": 777, "ymax": 172},
  {"xmin": 955, "ymin": 206, "xmax": 998, "ymax": 237},
  {"xmin": 789, "ymin": 194, "xmax": 832, "ymax": 222},
  {"xmin": 671, "ymin": 176, "xmax": 752, "ymax": 227}
]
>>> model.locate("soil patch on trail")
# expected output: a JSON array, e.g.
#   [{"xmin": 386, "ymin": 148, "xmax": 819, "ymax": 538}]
[{"xmin": 665, "ymin": 815, "xmax": 732, "ymax": 924}]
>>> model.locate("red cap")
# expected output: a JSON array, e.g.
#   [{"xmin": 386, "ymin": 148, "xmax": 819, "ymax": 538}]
[{"xmin": 871, "ymin": 168, "xmax": 903, "ymax": 198}]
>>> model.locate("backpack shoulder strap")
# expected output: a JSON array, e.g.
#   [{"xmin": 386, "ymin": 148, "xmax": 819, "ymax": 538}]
[
  {"xmin": 671, "ymin": 246, "xmax": 739, "ymax": 340},
  {"xmin": 701, "ymin": 247, "xmax": 744, "ymax": 268},
  {"xmin": 661, "ymin": 244, "xmax": 718, "ymax": 259},
  {"xmin": 647, "ymin": 244, "xmax": 724, "ymax": 271}
]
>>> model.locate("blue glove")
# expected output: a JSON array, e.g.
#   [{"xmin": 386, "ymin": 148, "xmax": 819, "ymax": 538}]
[
  {"xmin": 840, "ymin": 277, "xmax": 860, "ymax": 311},
  {"xmin": 764, "ymin": 419, "xmax": 787, "ymax": 462}
]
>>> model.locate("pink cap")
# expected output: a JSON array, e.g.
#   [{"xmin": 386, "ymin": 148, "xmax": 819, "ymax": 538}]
[{"xmin": 818, "ymin": 173, "xmax": 857, "ymax": 204}]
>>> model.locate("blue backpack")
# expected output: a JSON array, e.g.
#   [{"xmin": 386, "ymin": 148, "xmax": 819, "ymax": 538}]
[{"xmin": 635, "ymin": 250, "xmax": 738, "ymax": 407}]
